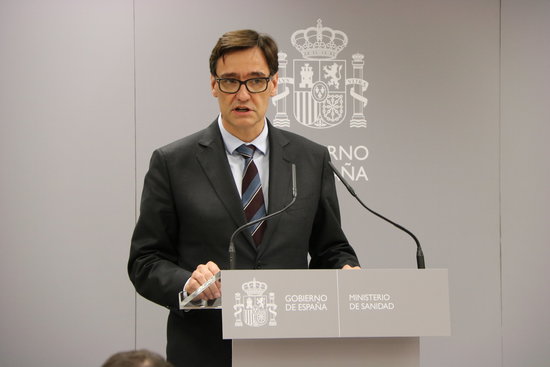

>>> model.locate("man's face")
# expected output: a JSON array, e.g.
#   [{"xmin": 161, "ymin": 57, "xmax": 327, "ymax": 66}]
[{"xmin": 210, "ymin": 47, "xmax": 278, "ymax": 142}]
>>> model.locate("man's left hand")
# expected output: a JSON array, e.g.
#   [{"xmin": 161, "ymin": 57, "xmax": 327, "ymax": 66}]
[{"xmin": 342, "ymin": 264, "xmax": 361, "ymax": 270}]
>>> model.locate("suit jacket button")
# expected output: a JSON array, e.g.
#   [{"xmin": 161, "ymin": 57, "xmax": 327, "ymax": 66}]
[{"xmin": 255, "ymin": 264, "xmax": 262, "ymax": 269}]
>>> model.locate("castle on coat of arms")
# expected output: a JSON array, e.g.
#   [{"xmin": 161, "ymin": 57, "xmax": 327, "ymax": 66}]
[{"xmin": 273, "ymin": 19, "xmax": 369, "ymax": 129}]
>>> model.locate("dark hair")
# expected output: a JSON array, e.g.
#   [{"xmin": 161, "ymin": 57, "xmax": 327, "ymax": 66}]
[
  {"xmin": 101, "ymin": 349, "xmax": 173, "ymax": 367},
  {"xmin": 209, "ymin": 29, "xmax": 279, "ymax": 76}
]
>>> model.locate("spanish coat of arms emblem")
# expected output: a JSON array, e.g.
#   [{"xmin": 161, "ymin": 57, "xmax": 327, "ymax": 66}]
[
  {"xmin": 234, "ymin": 278, "xmax": 277, "ymax": 327},
  {"xmin": 273, "ymin": 19, "xmax": 369, "ymax": 129}
]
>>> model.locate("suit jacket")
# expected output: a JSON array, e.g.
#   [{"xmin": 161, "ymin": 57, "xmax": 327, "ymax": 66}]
[{"xmin": 128, "ymin": 119, "xmax": 359, "ymax": 366}]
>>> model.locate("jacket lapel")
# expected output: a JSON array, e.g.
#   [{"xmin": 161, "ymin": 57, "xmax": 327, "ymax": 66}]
[
  {"xmin": 259, "ymin": 123, "xmax": 294, "ymax": 252},
  {"xmin": 195, "ymin": 121, "xmax": 246, "ymax": 230}
]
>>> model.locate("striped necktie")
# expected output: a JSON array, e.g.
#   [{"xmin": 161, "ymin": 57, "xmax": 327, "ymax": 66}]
[{"xmin": 236, "ymin": 144, "xmax": 266, "ymax": 245}]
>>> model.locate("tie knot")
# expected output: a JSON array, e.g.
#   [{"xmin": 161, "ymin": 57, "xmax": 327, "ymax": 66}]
[{"xmin": 236, "ymin": 144, "xmax": 256, "ymax": 159}]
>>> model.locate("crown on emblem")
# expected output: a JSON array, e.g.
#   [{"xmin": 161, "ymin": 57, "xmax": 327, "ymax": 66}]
[
  {"xmin": 291, "ymin": 19, "xmax": 348, "ymax": 60},
  {"xmin": 242, "ymin": 278, "xmax": 267, "ymax": 296}
]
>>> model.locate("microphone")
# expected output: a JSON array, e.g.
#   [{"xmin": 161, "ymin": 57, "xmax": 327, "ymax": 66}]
[
  {"xmin": 328, "ymin": 161, "xmax": 425, "ymax": 269},
  {"xmin": 229, "ymin": 163, "xmax": 297, "ymax": 270}
]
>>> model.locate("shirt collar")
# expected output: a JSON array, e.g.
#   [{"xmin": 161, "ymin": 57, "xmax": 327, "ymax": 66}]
[{"xmin": 217, "ymin": 115, "xmax": 269, "ymax": 155}]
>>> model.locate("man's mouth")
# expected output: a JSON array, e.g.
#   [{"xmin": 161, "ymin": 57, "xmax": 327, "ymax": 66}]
[{"xmin": 234, "ymin": 106, "xmax": 252, "ymax": 112}]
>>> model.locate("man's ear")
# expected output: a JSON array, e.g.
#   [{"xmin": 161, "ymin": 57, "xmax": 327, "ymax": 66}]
[
  {"xmin": 210, "ymin": 75, "xmax": 218, "ymax": 97},
  {"xmin": 269, "ymin": 73, "xmax": 279, "ymax": 97}
]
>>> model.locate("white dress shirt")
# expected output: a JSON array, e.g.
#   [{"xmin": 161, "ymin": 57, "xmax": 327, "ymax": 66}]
[{"xmin": 217, "ymin": 115, "xmax": 270, "ymax": 210}]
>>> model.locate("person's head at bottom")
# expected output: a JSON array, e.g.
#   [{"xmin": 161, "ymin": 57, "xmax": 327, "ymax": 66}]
[{"xmin": 102, "ymin": 349, "xmax": 174, "ymax": 367}]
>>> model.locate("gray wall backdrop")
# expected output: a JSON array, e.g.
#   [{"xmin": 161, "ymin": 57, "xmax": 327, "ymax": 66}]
[{"xmin": 1, "ymin": 0, "xmax": 548, "ymax": 366}]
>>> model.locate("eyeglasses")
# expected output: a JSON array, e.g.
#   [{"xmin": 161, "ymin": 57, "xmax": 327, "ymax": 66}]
[{"xmin": 215, "ymin": 76, "xmax": 272, "ymax": 94}]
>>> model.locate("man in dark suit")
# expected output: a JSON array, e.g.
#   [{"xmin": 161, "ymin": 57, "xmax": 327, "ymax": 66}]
[{"xmin": 128, "ymin": 29, "xmax": 360, "ymax": 367}]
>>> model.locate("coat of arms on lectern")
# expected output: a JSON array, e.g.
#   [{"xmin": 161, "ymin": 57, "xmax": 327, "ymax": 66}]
[{"xmin": 234, "ymin": 278, "xmax": 277, "ymax": 327}]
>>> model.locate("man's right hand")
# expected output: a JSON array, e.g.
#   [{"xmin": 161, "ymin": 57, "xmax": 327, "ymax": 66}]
[{"xmin": 185, "ymin": 261, "xmax": 222, "ymax": 301}]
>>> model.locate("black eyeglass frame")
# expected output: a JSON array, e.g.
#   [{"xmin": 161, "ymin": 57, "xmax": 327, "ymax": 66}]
[{"xmin": 215, "ymin": 76, "xmax": 273, "ymax": 94}]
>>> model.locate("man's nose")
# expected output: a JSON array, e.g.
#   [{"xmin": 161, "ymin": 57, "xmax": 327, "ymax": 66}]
[{"xmin": 235, "ymin": 83, "xmax": 251, "ymax": 100}]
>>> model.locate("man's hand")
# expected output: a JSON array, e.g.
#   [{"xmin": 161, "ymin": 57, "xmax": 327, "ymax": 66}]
[
  {"xmin": 185, "ymin": 261, "xmax": 222, "ymax": 301},
  {"xmin": 342, "ymin": 264, "xmax": 361, "ymax": 270}
]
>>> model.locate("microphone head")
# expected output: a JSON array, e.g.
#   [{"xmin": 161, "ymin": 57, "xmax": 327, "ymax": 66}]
[
  {"xmin": 291, "ymin": 163, "xmax": 297, "ymax": 198},
  {"xmin": 328, "ymin": 161, "xmax": 356, "ymax": 196}
]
